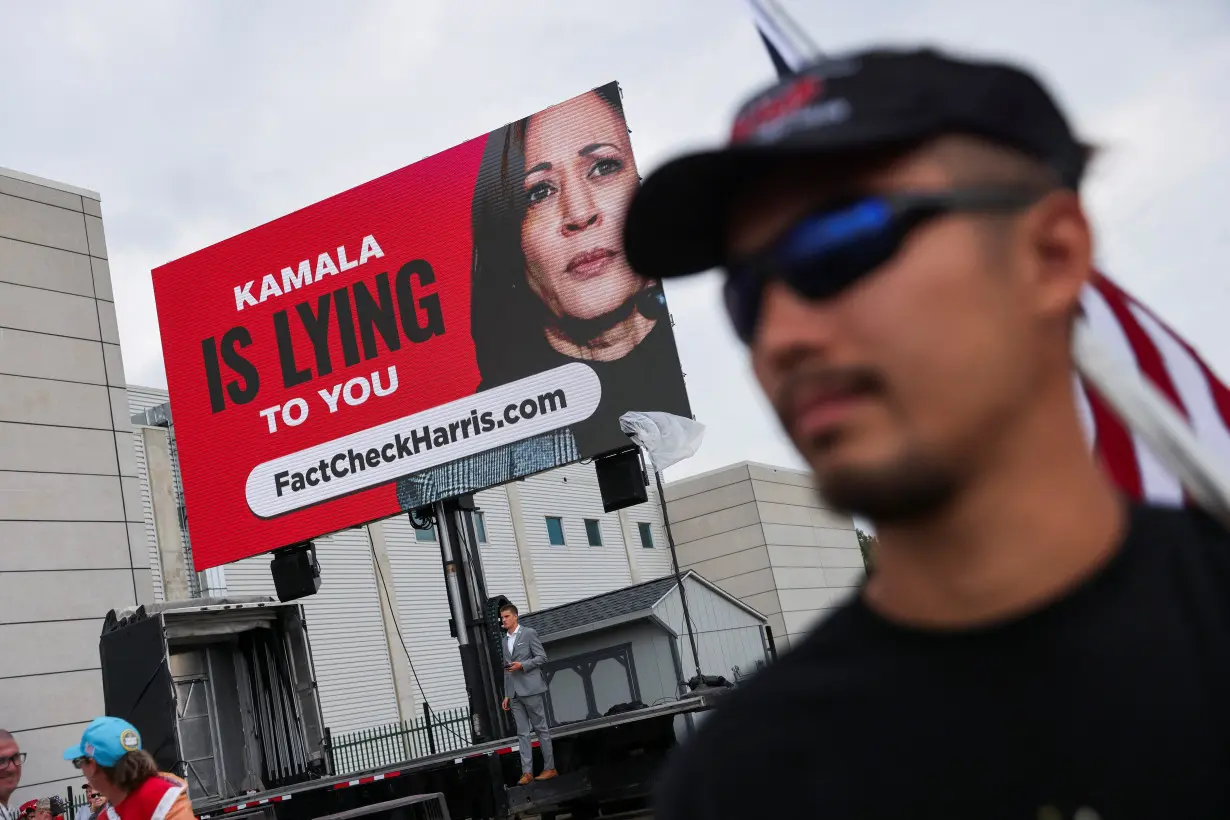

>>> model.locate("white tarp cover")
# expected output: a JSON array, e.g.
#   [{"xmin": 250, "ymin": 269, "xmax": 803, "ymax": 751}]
[{"xmin": 620, "ymin": 412, "xmax": 706, "ymax": 472}]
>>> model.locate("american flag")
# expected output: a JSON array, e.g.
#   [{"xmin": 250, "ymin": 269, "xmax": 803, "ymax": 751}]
[{"xmin": 746, "ymin": 0, "xmax": 1230, "ymax": 507}]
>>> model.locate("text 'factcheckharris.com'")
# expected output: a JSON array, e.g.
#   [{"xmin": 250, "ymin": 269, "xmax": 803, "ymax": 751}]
[{"xmin": 244, "ymin": 362, "xmax": 601, "ymax": 518}]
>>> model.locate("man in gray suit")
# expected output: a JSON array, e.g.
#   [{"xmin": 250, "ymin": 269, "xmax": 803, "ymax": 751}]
[{"xmin": 500, "ymin": 602, "xmax": 558, "ymax": 785}]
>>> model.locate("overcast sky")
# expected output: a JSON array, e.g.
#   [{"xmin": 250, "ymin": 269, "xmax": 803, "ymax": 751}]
[{"xmin": 3, "ymin": 0, "xmax": 1227, "ymax": 482}]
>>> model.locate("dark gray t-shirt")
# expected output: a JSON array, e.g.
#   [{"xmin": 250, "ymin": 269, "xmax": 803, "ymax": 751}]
[{"xmin": 656, "ymin": 504, "xmax": 1230, "ymax": 819}]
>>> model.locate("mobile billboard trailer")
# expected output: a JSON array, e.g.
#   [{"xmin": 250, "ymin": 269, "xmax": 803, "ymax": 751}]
[
  {"xmin": 152, "ymin": 81, "xmax": 691, "ymax": 572},
  {"xmin": 138, "ymin": 83, "xmax": 710, "ymax": 819}
]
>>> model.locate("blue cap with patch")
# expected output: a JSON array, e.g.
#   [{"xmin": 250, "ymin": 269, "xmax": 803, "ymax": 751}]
[{"xmin": 63, "ymin": 717, "xmax": 143, "ymax": 768}]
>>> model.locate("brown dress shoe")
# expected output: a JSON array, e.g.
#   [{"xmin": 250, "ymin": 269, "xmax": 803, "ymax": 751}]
[
  {"xmin": 517, "ymin": 773, "xmax": 534, "ymax": 785},
  {"xmin": 535, "ymin": 769, "xmax": 559, "ymax": 781}
]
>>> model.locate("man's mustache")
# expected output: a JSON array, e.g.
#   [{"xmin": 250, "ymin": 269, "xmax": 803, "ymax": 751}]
[{"xmin": 774, "ymin": 365, "xmax": 886, "ymax": 424}]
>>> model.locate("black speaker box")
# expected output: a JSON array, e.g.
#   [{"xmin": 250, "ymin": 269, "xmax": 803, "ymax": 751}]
[
  {"xmin": 270, "ymin": 542, "xmax": 322, "ymax": 602},
  {"xmin": 595, "ymin": 447, "xmax": 648, "ymax": 513}
]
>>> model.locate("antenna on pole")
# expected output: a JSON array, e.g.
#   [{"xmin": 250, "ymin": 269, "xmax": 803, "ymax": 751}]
[{"xmin": 747, "ymin": 0, "xmax": 820, "ymax": 67}]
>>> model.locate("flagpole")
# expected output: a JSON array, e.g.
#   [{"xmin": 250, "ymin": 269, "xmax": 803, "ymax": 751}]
[
  {"xmin": 1072, "ymin": 323, "xmax": 1230, "ymax": 526},
  {"xmin": 747, "ymin": 0, "xmax": 819, "ymax": 61},
  {"xmin": 747, "ymin": 0, "xmax": 1230, "ymax": 530}
]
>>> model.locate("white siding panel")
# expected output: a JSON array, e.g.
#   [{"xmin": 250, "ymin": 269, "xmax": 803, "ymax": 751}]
[
  {"xmin": 623, "ymin": 475, "xmax": 674, "ymax": 581},
  {"xmin": 219, "ymin": 554, "xmax": 277, "ymax": 597},
  {"xmin": 126, "ymin": 386, "xmax": 169, "ymax": 602},
  {"xmin": 654, "ymin": 577, "xmax": 768, "ymax": 685},
  {"xmin": 131, "ymin": 425, "xmax": 162, "ymax": 601},
  {"xmin": 382, "ymin": 515, "xmax": 469, "ymax": 712},
  {"xmin": 517, "ymin": 462, "xmax": 632, "ymax": 608},
  {"xmin": 214, "ymin": 528, "xmax": 400, "ymax": 734},
  {"xmin": 472, "ymin": 486, "xmax": 527, "ymax": 606}
]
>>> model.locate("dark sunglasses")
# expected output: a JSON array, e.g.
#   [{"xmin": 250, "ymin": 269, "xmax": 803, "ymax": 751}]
[
  {"xmin": 72, "ymin": 756, "xmax": 90, "ymax": 769},
  {"xmin": 723, "ymin": 186, "xmax": 1048, "ymax": 343}
]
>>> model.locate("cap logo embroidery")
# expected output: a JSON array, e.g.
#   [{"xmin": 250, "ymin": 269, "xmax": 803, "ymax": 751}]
[
  {"xmin": 732, "ymin": 74, "xmax": 824, "ymax": 142},
  {"xmin": 120, "ymin": 730, "xmax": 140, "ymax": 751},
  {"xmin": 84, "ymin": 743, "xmax": 95, "ymax": 756},
  {"xmin": 746, "ymin": 98, "xmax": 852, "ymax": 144}
]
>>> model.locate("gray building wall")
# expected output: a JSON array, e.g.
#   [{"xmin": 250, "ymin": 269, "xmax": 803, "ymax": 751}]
[
  {"xmin": 665, "ymin": 462, "xmax": 864, "ymax": 651},
  {"xmin": 0, "ymin": 167, "xmax": 147, "ymax": 805}
]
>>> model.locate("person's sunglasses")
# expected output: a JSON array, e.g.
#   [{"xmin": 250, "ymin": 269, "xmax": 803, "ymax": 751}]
[
  {"xmin": 723, "ymin": 187, "xmax": 1048, "ymax": 344},
  {"xmin": 0, "ymin": 752, "xmax": 26, "ymax": 769},
  {"xmin": 72, "ymin": 757, "xmax": 90, "ymax": 769}
]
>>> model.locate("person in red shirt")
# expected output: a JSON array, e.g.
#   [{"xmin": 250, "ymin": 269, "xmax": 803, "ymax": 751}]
[{"xmin": 63, "ymin": 719, "xmax": 190, "ymax": 820}]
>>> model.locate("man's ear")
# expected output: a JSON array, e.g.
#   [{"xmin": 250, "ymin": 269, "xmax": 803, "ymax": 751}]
[{"xmin": 1021, "ymin": 190, "xmax": 1093, "ymax": 321}]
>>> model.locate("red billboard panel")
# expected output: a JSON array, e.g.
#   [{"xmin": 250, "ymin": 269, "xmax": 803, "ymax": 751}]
[{"xmin": 152, "ymin": 82, "xmax": 691, "ymax": 571}]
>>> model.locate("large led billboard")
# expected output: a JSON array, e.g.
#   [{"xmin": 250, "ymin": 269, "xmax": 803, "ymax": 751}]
[{"xmin": 152, "ymin": 82, "xmax": 692, "ymax": 570}]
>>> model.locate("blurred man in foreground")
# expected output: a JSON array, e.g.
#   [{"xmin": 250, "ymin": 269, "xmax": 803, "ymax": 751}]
[{"xmin": 624, "ymin": 47, "xmax": 1230, "ymax": 818}]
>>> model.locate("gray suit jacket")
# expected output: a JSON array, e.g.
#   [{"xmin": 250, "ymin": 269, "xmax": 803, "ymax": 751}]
[{"xmin": 503, "ymin": 625, "xmax": 548, "ymax": 699}]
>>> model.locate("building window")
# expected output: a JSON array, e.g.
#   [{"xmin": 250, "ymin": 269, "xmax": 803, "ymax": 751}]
[
  {"xmin": 584, "ymin": 518, "xmax": 603, "ymax": 547},
  {"xmin": 414, "ymin": 522, "xmax": 437, "ymax": 542},
  {"xmin": 546, "ymin": 516, "xmax": 566, "ymax": 546},
  {"xmin": 473, "ymin": 511, "xmax": 488, "ymax": 543},
  {"xmin": 638, "ymin": 522, "xmax": 654, "ymax": 549}
]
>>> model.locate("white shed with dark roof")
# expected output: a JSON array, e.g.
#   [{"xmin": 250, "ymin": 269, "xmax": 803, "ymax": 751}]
[{"xmin": 520, "ymin": 570, "xmax": 770, "ymax": 727}]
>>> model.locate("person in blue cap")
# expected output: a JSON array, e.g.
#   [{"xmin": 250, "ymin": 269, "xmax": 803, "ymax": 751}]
[{"xmin": 63, "ymin": 718, "xmax": 190, "ymax": 820}]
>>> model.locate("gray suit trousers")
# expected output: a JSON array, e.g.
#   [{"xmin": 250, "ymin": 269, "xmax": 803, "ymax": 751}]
[{"xmin": 510, "ymin": 693, "xmax": 554, "ymax": 774}]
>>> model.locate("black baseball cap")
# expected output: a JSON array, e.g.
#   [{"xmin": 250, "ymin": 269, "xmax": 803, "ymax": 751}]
[{"xmin": 623, "ymin": 47, "xmax": 1089, "ymax": 281}]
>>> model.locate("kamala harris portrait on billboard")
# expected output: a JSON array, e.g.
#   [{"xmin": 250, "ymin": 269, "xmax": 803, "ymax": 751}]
[{"xmin": 152, "ymin": 82, "xmax": 691, "ymax": 569}]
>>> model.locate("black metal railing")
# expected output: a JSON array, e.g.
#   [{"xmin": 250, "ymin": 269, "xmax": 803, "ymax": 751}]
[
  {"xmin": 326, "ymin": 707, "xmax": 472, "ymax": 774},
  {"xmin": 62, "ymin": 788, "xmax": 91, "ymax": 820}
]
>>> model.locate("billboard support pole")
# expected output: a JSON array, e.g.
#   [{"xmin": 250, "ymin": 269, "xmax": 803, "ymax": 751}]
[
  {"xmin": 456, "ymin": 497, "xmax": 514, "ymax": 738},
  {"xmin": 433, "ymin": 498, "xmax": 501, "ymax": 745}
]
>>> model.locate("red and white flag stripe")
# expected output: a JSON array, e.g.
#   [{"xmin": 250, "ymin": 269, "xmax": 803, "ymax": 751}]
[{"xmin": 1078, "ymin": 273, "xmax": 1230, "ymax": 505}]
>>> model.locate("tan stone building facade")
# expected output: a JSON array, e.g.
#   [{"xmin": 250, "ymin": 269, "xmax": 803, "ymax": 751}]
[{"xmin": 664, "ymin": 462, "xmax": 864, "ymax": 651}]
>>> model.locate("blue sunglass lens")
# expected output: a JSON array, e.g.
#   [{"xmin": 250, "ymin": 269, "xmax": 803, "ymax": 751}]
[
  {"xmin": 777, "ymin": 199, "xmax": 894, "ymax": 262},
  {"xmin": 724, "ymin": 198, "xmax": 901, "ymax": 342}
]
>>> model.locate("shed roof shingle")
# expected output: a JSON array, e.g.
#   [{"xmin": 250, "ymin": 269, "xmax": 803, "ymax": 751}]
[{"xmin": 520, "ymin": 572, "xmax": 690, "ymax": 639}]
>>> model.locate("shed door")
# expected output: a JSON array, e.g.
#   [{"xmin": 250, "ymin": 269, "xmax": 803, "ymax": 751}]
[{"xmin": 542, "ymin": 643, "xmax": 640, "ymax": 726}]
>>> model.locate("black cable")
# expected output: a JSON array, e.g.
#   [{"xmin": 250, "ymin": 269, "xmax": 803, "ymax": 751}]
[
  {"xmin": 408, "ymin": 507, "xmax": 435, "ymax": 532},
  {"xmin": 368, "ymin": 540, "xmax": 471, "ymax": 750}
]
